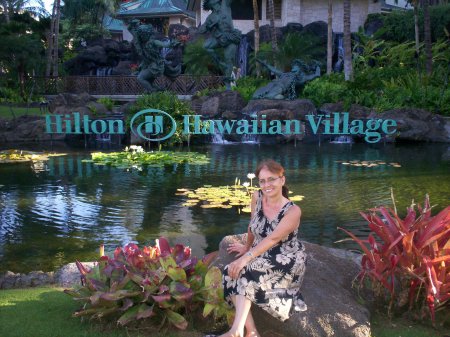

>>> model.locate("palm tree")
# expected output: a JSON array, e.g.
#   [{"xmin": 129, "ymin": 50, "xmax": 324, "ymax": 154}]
[
  {"xmin": 46, "ymin": 0, "xmax": 61, "ymax": 77},
  {"xmin": 327, "ymin": 0, "xmax": 333, "ymax": 74},
  {"xmin": 0, "ymin": 0, "xmax": 48, "ymax": 23},
  {"xmin": 343, "ymin": 0, "xmax": 353, "ymax": 80},
  {"xmin": 267, "ymin": 0, "xmax": 278, "ymax": 53},
  {"xmin": 423, "ymin": 0, "xmax": 432, "ymax": 74},
  {"xmin": 252, "ymin": 0, "xmax": 261, "ymax": 76}
]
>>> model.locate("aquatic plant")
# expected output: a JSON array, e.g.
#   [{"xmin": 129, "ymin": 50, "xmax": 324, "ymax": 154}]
[
  {"xmin": 177, "ymin": 176, "xmax": 304, "ymax": 213},
  {"xmin": 336, "ymin": 160, "xmax": 401, "ymax": 168},
  {"xmin": 339, "ymin": 193, "xmax": 450, "ymax": 322},
  {"xmin": 83, "ymin": 146, "xmax": 210, "ymax": 170},
  {"xmin": 65, "ymin": 238, "xmax": 232, "ymax": 330},
  {"xmin": 0, "ymin": 149, "xmax": 65, "ymax": 164}
]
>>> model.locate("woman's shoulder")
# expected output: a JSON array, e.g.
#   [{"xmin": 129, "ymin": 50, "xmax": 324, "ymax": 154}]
[{"xmin": 286, "ymin": 201, "xmax": 301, "ymax": 217}]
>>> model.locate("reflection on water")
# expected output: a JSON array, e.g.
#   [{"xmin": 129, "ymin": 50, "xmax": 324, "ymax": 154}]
[{"xmin": 0, "ymin": 143, "xmax": 449, "ymax": 272}]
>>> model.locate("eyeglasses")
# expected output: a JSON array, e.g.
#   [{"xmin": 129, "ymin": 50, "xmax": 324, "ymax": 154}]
[{"xmin": 258, "ymin": 176, "xmax": 283, "ymax": 186}]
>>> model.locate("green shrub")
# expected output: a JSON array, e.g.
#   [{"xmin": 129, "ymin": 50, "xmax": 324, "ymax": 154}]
[
  {"xmin": 234, "ymin": 77, "xmax": 270, "ymax": 103},
  {"xmin": 302, "ymin": 74, "xmax": 348, "ymax": 106},
  {"xmin": 128, "ymin": 92, "xmax": 194, "ymax": 145},
  {"xmin": 368, "ymin": 4, "xmax": 450, "ymax": 42},
  {"xmin": 183, "ymin": 38, "xmax": 221, "ymax": 75},
  {"xmin": 97, "ymin": 97, "xmax": 115, "ymax": 111},
  {"xmin": 65, "ymin": 238, "xmax": 231, "ymax": 330}
]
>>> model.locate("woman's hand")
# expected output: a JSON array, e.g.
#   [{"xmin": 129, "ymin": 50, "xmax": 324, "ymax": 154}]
[
  {"xmin": 227, "ymin": 242, "xmax": 248, "ymax": 257},
  {"xmin": 227, "ymin": 256, "xmax": 249, "ymax": 280}
]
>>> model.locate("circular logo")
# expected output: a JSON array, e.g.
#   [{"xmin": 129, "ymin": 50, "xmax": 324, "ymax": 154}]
[{"xmin": 130, "ymin": 109, "xmax": 176, "ymax": 142}]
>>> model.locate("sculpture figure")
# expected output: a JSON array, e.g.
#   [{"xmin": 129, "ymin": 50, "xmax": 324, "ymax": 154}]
[
  {"xmin": 253, "ymin": 59, "xmax": 321, "ymax": 100},
  {"xmin": 128, "ymin": 20, "xmax": 181, "ymax": 92},
  {"xmin": 199, "ymin": 0, "xmax": 241, "ymax": 88}
]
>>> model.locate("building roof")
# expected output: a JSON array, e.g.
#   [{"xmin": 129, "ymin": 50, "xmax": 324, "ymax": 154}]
[
  {"xmin": 116, "ymin": 0, "xmax": 195, "ymax": 19},
  {"xmin": 103, "ymin": 14, "xmax": 125, "ymax": 32}
]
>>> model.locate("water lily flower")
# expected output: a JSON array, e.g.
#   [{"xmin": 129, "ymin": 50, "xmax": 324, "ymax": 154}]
[
  {"xmin": 247, "ymin": 173, "xmax": 256, "ymax": 186},
  {"xmin": 242, "ymin": 182, "xmax": 250, "ymax": 187}
]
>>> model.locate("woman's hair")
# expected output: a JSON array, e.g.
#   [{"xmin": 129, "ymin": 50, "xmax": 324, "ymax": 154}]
[{"xmin": 255, "ymin": 159, "xmax": 290, "ymax": 199}]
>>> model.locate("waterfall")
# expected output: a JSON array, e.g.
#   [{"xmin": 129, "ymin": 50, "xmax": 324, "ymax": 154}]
[
  {"xmin": 330, "ymin": 135, "xmax": 353, "ymax": 144},
  {"xmin": 95, "ymin": 67, "xmax": 114, "ymax": 76},
  {"xmin": 333, "ymin": 33, "xmax": 344, "ymax": 72},
  {"xmin": 237, "ymin": 35, "xmax": 249, "ymax": 76},
  {"xmin": 211, "ymin": 131, "xmax": 232, "ymax": 144}
]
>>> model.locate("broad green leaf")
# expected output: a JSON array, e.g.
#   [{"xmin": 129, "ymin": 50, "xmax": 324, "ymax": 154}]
[
  {"xmin": 203, "ymin": 303, "xmax": 215, "ymax": 317},
  {"xmin": 167, "ymin": 266, "xmax": 187, "ymax": 282},
  {"xmin": 166, "ymin": 309, "xmax": 188, "ymax": 330},
  {"xmin": 205, "ymin": 267, "xmax": 222, "ymax": 288},
  {"xmin": 117, "ymin": 305, "xmax": 140, "ymax": 326}
]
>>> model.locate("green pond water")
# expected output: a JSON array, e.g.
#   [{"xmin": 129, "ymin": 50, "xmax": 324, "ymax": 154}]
[{"xmin": 0, "ymin": 143, "xmax": 449, "ymax": 273}]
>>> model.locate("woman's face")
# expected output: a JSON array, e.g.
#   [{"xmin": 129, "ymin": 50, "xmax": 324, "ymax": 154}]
[{"xmin": 258, "ymin": 167, "xmax": 285, "ymax": 196}]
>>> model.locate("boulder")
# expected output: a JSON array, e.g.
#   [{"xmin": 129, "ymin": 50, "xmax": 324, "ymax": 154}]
[
  {"xmin": 214, "ymin": 234, "xmax": 370, "ymax": 337},
  {"xmin": 379, "ymin": 108, "xmax": 450, "ymax": 142},
  {"xmin": 242, "ymin": 99, "xmax": 317, "ymax": 119},
  {"xmin": 54, "ymin": 262, "xmax": 96, "ymax": 287},
  {"xmin": 190, "ymin": 91, "xmax": 247, "ymax": 118}
]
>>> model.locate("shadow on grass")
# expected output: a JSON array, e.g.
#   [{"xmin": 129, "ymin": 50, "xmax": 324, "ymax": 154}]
[{"xmin": 0, "ymin": 287, "xmax": 203, "ymax": 337}]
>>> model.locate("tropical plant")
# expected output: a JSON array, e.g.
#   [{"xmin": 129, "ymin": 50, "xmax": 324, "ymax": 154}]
[
  {"xmin": 127, "ymin": 92, "xmax": 195, "ymax": 145},
  {"xmin": 65, "ymin": 238, "xmax": 232, "ymax": 330},
  {"xmin": 339, "ymin": 194, "xmax": 450, "ymax": 322},
  {"xmin": 183, "ymin": 37, "xmax": 221, "ymax": 75},
  {"xmin": 252, "ymin": 0, "xmax": 261, "ymax": 76},
  {"xmin": 97, "ymin": 97, "xmax": 115, "ymax": 111},
  {"xmin": 233, "ymin": 76, "xmax": 269, "ymax": 103},
  {"xmin": 0, "ymin": 0, "xmax": 48, "ymax": 23}
]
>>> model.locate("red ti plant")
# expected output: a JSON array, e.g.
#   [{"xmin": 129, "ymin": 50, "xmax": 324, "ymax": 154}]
[
  {"xmin": 65, "ymin": 237, "xmax": 232, "ymax": 330},
  {"xmin": 339, "ymin": 194, "xmax": 450, "ymax": 321}
]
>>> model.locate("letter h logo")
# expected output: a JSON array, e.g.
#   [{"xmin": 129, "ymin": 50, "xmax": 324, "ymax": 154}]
[{"xmin": 144, "ymin": 115, "xmax": 163, "ymax": 135}]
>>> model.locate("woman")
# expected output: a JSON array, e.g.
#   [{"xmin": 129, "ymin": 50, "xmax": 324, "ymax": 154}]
[{"xmin": 209, "ymin": 160, "xmax": 307, "ymax": 337}]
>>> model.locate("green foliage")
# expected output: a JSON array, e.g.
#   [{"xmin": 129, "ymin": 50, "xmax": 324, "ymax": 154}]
[
  {"xmin": 183, "ymin": 38, "xmax": 221, "ymax": 75},
  {"xmin": 339, "ymin": 194, "xmax": 450, "ymax": 322},
  {"xmin": 368, "ymin": 4, "xmax": 450, "ymax": 42},
  {"xmin": 97, "ymin": 97, "xmax": 115, "ymax": 111},
  {"xmin": 65, "ymin": 238, "xmax": 232, "ymax": 330},
  {"xmin": 302, "ymin": 67, "xmax": 450, "ymax": 115},
  {"xmin": 233, "ymin": 77, "xmax": 270, "ymax": 103},
  {"xmin": 0, "ymin": 12, "xmax": 47, "ymax": 99},
  {"xmin": 85, "ymin": 146, "xmax": 210, "ymax": 170},
  {"xmin": 302, "ymin": 74, "xmax": 348, "ymax": 107},
  {"xmin": 128, "ymin": 92, "xmax": 195, "ymax": 145}
]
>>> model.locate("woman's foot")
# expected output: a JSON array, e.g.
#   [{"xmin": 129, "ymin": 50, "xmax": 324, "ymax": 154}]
[{"xmin": 245, "ymin": 331, "xmax": 261, "ymax": 337}]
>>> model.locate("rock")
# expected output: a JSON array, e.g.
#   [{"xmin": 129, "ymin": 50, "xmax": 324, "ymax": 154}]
[
  {"xmin": 281, "ymin": 22, "xmax": 304, "ymax": 36},
  {"xmin": 349, "ymin": 104, "xmax": 376, "ymax": 119},
  {"xmin": 54, "ymin": 262, "xmax": 96, "ymax": 287},
  {"xmin": 379, "ymin": 108, "xmax": 450, "ymax": 142},
  {"xmin": 303, "ymin": 21, "xmax": 328, "ymax": 40},
  {"xmin": 190, "ymin": 91, "xmax": 246, "ymax": 118},
  {"xmin": 49, "ymin": 93, "xmax": 94, "ymax": 113},
  {"xmin": 112, "ymin": 60, "xmax": 132, "ymax": 76},
  {"xmin": 242, "ymin": 99, "xmax": 317, "ymax": 119},
  {"xmin": 319, "ymin": 102, "xmax": 345, "ymax": 114},
  {"xmin": 215, "ymin": 234, "xmax": 370, "ymax": 337},
  {"xmin": 0, "ymin": 271, "xmax": 20, "ymax": 289}
]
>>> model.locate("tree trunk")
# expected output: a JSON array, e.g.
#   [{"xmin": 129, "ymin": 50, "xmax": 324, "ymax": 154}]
[
  {"xmin": 46, "ymin": 0, "xmax": 61, "ymax": 77},
  {"xmin": 343, "ymin": 0, "xmax": 353, "ymax": 81},
  {"xmin": 1, "ymin": 1, "xmax": 10, "ymax": 23},
  {"xmin": 252, "ymin": 0, "xmax": 261, "ymax": 76},
  {"xmin": 413, "ymin": 5, "xmax": 420, "ymax": 57},
  {"xmin": 423, "ymin": 0, "xmax": 432, "ymax": 74},
  {"xmin": 267, "ymin": 0, "xmax": 278, "ymax": 53},
  {"xmin": 327, "ymin": 0, "xmax": 333, "ymax": 75}
]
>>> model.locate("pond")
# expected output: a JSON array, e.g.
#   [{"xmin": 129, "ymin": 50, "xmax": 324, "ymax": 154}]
[{"xmin": 0, "ymin": 142, "xmax": 449, "ymax": 273}]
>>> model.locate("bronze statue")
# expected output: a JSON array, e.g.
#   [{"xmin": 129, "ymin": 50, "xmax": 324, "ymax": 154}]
[
  {"xmin": 199, "ymin": 0, "xmax": 241, "ymax": 88},
  {"xmin": 128, "ymin": 20, "xmax": 181, "ymax": 92},
  {"xmin": 252, "ymin": 59, "xmax": 321, "ymax": 100}
]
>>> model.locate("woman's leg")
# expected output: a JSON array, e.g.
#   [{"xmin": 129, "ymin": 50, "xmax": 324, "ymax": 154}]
[
  {"xmin": 219, "ymin": 295, "xmax": 252, "ymax": 337},
  {"xmin": 230, "ymin": 295, "xmax": 260, "ymax": 337}
]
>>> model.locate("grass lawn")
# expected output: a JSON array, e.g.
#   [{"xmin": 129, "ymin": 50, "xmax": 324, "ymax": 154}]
[
  {"xmin": 0, "ymin": 287, "xmax": 447, "ymax": 337},
  {"xmin": 0, "ymin": 106, "xmax": 42, "ymax": 119}
]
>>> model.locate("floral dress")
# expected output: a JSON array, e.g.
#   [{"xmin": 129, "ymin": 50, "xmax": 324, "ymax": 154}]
[{"xmin": 223, "ymin": 190, "xmax": 307, "ymax": 321}]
